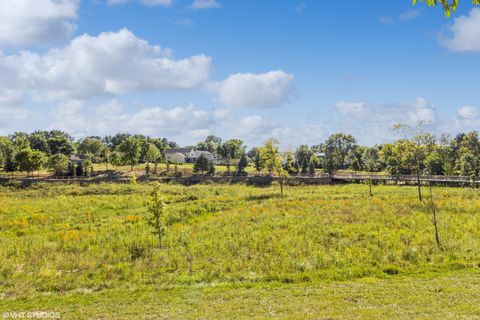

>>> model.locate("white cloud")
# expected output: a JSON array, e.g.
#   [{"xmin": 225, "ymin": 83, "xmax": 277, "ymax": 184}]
[
  {"xmin": 140, "ymin": 0, "xmax": 173, "ymax": 7},
  {"xmin": 107, "ymin": 0, "xmax": 173, "ymax": 6},
  {"xmin": 332, "ymin": 97, "xmax": 436, "ymax": 144},
  {"xmin": 211, "ymin": 71, "xmax": 294, "ymax": 108},
  {"xmin": 440, "ymin": 9, "xmax": 480, "ymax": 52},
  {"xmin": 0, "ymin": 89, "xmax": 22, "ymax": 108},
  {"xmin": 48, "ymin": 102, "xmax": 214, "ymax": 144},
  {"xmin": 457, "ymin": 106, "xmax": 480, "ymax": 120},
  {"xmin": 452, "ymin": 105, "xmax": 480, "ymax": 131},
  {"xmin": 176, "ymin": 18, "xmax": 194, "ymax": 26},
  {"xmin": 96, "ymin": 99, "xmax": 124, "ymax": 115},
  {"xmin": 380, "ymin": 9, "xmax": 421, "ymax": 24},
  {"xmin": 295, "ymin": 3, "xmax": 307, "ymax": 14},
  {"xmin": 336, "ymin": 101, "xmax": 368, "ymax": 116},
  {"xmin": 0, "ymin": 0, "xmax": 79, "ymax": 47},
  {"xmin": 123, "ymin": 104, "xmax": 212, "ymax": 136},
  {"xmin": 191, "ymin": 0, "xmax": 221, "ymax": 10},
  {"xmin": 0, "ymin": 106, "xmax": 30, "ymax": 128},
  {"xmin": 222, "ymin": 115, "xmax": 276, "ymax": 141},
  {"xmin": 0, "ymin": 89, "xmax": 30, "ymax": 129},
  {"xmin": 0, "ymin": 29, "xmax": 211, "ymax": 100},
  {"xmin": 53, "ymin": 100, "xmax": 84, "ymax": 117},
  {"xmin": 355, "ymin": 97, "xmax": 435, "ymax": 125}
]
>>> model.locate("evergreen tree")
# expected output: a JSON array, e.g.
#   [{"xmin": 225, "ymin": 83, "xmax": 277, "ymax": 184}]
[
  {"xmin": 253, "ymin": 149, "xmax": 264, "ymax": 174},
  {"xmin": 76, "ymin": 162, "xmax": 84, "ymax": 177},
  {"xmin": 208, "ymin": 161, "xmax": 216, "ymax": 176},
  {"xmin": 308, "ymin": 160, "xmax": 316, "ymax": 175},
  {"xmin": 237, "ymin": 152, "xmax": 248, "ymax": 175},
  {"xmin": 193, "ymin": 154, "xmax": 210, "ymax": 175},
  {"xmin": 301, "ymin": 159, "xmax": 308, "ymax": 175}
]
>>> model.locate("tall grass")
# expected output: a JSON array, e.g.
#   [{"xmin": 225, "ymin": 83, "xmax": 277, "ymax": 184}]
[{"xmin": 0, "ymin": 183, "xmax": 479, "ymax": 297}]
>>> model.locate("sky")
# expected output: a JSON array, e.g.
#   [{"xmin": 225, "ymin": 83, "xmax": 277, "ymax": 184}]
[{"xmin": 1, "ymin": 0, "xmax": 480, "ymax": 148}]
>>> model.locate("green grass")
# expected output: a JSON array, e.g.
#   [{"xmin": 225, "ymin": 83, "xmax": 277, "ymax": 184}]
[
  {"xmin": 0, "ymin": 183, "xmax": 479, "ymax": 318},
  {"xmin": 0, "ymin": 162, "xmax": 259, "ymax": 178}
]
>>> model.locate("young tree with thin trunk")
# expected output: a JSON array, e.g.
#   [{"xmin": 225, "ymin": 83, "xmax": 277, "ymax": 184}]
[
  {"xmin": 263, "ymin": 139, "xmax": 288, "ymax": 197},
  {"xmin": 147, "ymin": 183, "xmax": 167, "ymax": 248},
  {"xmin": 393, "ymin": 122, "xmax": 429, "ymax": 202},
  {"xmin": 428, "ymin": 182, "xmax": 442, "ymax": 250}
]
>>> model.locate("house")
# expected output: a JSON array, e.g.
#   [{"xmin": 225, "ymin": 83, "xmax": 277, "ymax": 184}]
[
  {"xmin": 164, "ymin": 148, "xmax": 215, "ymax": 164},
  {"xmin": 69, "ymin": 155, "xmax": 85, "ymax": 164}
]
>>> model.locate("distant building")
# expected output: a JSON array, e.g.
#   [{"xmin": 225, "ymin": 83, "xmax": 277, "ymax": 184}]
[
  {"xmin": 164, "ymin": 148, "xmax": 215, "ymax": 164},
  {"xmin": 69, "ymin": 155, "xmax": 85, "ymax": 164}
]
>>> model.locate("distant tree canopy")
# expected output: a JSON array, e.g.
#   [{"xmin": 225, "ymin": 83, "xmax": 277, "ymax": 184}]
[
  {"xmin": 414, "ymin": 0, "xmax": 480, "ymax": 16},
  {"xmin": 1, "ymin": 126, "xmax": 480, "ymax": 179}
]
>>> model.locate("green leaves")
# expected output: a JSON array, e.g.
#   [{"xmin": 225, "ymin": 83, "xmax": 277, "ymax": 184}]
[{"xmin": 413, "ymin": 0, "xmax": 480, "ymax": 16}]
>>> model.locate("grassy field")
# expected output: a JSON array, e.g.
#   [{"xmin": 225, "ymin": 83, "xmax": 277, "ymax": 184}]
[
  {"xmin": 0, "ymin": 182, "xmax": 479, "ymax": 319},
  {"xmin": 0, "ymin": 163, "xmax": 259, "ymax": 179}
]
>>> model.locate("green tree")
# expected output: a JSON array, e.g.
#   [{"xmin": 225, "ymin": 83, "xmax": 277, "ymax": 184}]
[
  {"xmin": 147, "ymin": 183, "xmax": 167, "ymax": 248},
  {"xmin": 253, "ymin": 148, "xmax": 265, "ymax": 174},
  {"xmin": 457, "ymin": 152, "xmax": 479, "ymax": 186},
  {"xmin": 237, "ymin": 152, "xmax": 248, "ymax": 175},
  {"xmin": 47, "ymin": 136, "xmax": 75, "ymax": 156},
  {"xmin": 197, "ymin": 135, "xmax": 222, "ymax": 155},
  {"xmin": 323, "ymin": 133, "xmax": 358, "ymax": 173},
  {"xmin": 193, "ymin": 154, "xmax": 210, "ymax": 175},
  {"xmin": 217, "ymin": 139, "xmax": 244, "ymax": 174},
  {"xmin": 263, "ymin": 139, "xmax": 288, "ymax": 196},
  {"xmin": 100, "ymin": 148, "xmax": 111, "ymax": 171},
  {"xmin": 308, "ymin": 159, "xmax": 316, "ymax": 175},
  {"xmin": 76, "ymin": 162, "xmax": 84, "ymax": 177},
  {"xmin": 208, "ymin": 161, "xmax": 216, "ymax": 176},
  {"xmin": 145, "ymin": 143, "xmax": 161, "ymax": 175},
  {"xmin": 362, "ymin": 147, "xmax": 382, "ymax": 172},
  {"xmin": 15, "ymin": 149, "xmax": 47, "ymax": 176},
  {"xmin": 283, "ymin": 152, "xmax": 296, "ymax": 175},
  {"xmin": 0, "ymin": 136, "xmax": 13, "ymax": 171},
  {"xmin": 118, "ymin": 137, "xmax": 141, "ymax": 171},
  {"xmin": 28, "ymin": 132, "xmax": 51, "ymax": 155},
  {"xmin": 110, "ymin": 151, "xmax": 123, "ymax": 170},
  {"xmin": 295, "ymin": 145, "xmax": 313, "ymax": 168},
  {"xmin": 348, "ymin": 150, "xmax": 362, "ymax": 174},
  {"xmin": 82, "ymin": 158, "xmax": 93, "ymax": 177},
  {"xmin": 78, "ymin": 137, "xmax": 106, "ymax": 163},
  {"xmin": 300, "ymin": 159, "xmax": 308, "ymax": 175},
  {"xmin": 365, "ymin": 159, "xmax": 377, "ymax": 197},
  {"xmin": 47, "ymin": 154, "xmax": 69, "ymax": 176},
  {"xmin": 393, "ymin": 123, "xmax": 431, "ymax": 201}
]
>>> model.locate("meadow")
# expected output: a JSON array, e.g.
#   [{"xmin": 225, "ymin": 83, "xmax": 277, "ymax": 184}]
[{"xmin": 0, "ymin": 182, "xmax": 479, "ymax": 319}]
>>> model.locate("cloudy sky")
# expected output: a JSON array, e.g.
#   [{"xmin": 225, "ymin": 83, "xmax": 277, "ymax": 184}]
[{"xmin": 0, "ymin": 0, "xmax": 479, "ymax": 148}]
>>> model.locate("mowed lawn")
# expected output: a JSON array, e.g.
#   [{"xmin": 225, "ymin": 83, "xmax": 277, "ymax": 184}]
[{"xmin": 0, "ymin": 182, "xmax": 479, "ymax": 319}]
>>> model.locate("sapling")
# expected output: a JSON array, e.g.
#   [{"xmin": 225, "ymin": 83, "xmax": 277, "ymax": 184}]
[
  {"xmin": 147, "ymin": 182, "xmax": 167, "ymax": 248},
  {"xmin": 428, "ymin": 182, "xmax": 442, "ymax": 251}
]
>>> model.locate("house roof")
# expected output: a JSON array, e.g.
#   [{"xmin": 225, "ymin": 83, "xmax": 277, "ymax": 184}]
[
  {"xmin": 164, "ymin": 148, "xmax": 214, "ymax": 157},
  {"xmin": 164, "ymin": 148, "xmax": 194, "ymax": 154},
  {"xmin": 69, "ymin": 155, "xmax": 84, "ymax": 162}
]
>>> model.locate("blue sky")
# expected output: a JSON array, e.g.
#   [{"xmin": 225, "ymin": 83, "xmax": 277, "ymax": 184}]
[{"xmin": 1, "ymin": 0, "xmax": 479, "ymax": 148}]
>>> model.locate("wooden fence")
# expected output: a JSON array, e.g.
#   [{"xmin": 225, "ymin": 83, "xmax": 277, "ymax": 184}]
[{"xmin": 0, "ymin": 173, "xmax": 478, "ymax": 187}]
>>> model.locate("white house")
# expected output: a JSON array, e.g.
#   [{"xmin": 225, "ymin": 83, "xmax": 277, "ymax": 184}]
[{"xmin": 164, "ymin": 148, "xmax": 215, "ymax": 164}]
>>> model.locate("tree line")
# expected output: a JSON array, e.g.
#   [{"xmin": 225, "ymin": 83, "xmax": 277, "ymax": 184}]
[{"xmin": 0, "ymin": 126, "xmax": 479, "ymax": 179}]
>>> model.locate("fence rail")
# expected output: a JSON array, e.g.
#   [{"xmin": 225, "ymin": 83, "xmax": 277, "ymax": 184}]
[
  {"xmin": 332, "ymin": 174, "xmax": 479, "ymax": 184},
  {"xmin": 1, "ymin": 173, "xmax": 478, "ymax": 186}
]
